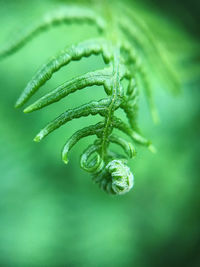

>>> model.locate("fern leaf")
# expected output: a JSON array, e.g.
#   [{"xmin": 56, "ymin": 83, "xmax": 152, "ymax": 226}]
[
  {"xmin": 0, "ymin": 6, "xmax": 105, "ymax": 59},
  {"xmin": 24, "ymin": 67, "xmax": 112, "ymax": 113},
  {"xmin": 109, "ymin": 135, "xmax": 136, "ymax": 158},
  {"xmin": 80, "ymin": 143, "xmax": 104, "ymax": 173},
  {"xmin": 15, "ymin": 39, "xmax": 111, "ymax": 107},
  {"xmin": 0, "ymin": 1, "xmax": 189, "ymax": 195},
  {"xmin": 121, "ymin": 77, "xmax": 139, "ymax": 130},
  {"xmin": 34, "ymin": 98, "xmax": 111, "ymax": 142},
  {"xmin": 113, "ymin": 116, "xmax": 152, "ymax": 148},
  {"xmin": 62, "ymin": 122, "xmax": 104, "ymax": 164}
]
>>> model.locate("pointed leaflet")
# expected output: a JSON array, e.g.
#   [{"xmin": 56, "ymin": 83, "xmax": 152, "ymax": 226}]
[
  {"xmin": 113, "ymin": 116, "xmax": 154, "ymax": 149},
  {"xmin": 24, "ymin": 67, "xmax": 112, "ymax": 113},
  {"xmin": 15, "ymin": 39, "xmax": 112, "ymax": 108},
  {"xmin": 0, "ymin": 6, "xmax": 105, "ymax": 59},
  {"xmin": 34, "ymin": 98, "xmax": 111, "ymax": 142}
]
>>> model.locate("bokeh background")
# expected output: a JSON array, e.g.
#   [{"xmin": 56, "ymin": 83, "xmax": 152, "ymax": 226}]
[{"xmin": 0, "ymin": 0, "xmax": 199, "ymax": 266}]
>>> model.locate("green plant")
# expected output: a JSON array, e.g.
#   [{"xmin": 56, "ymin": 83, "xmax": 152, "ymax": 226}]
[{"xmin": 0, "ymin": 1, "xmax": 190, "ymax": 195}]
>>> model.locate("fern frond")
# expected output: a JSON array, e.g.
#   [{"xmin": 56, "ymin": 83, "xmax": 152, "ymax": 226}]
[
  {"xmin": 34, "ymin": 98, "xmax": 111, "ymax": 142},
  {"xmin": 0, "ymin": 1, "xmax": 190, "ymax": 195},
  {"xmin": 24, "ymin": 67, "xmax": 112, "ymax": 113},
  {"xmin": 15, "ymin": 39, "xmax": 111, "ymax": 108},
  {"xmin": 0, "ymin": 6, "xmax": 106, "ymax": 60}
]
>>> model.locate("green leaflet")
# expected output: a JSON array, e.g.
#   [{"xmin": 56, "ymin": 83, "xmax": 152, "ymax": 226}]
[
  {"xmin": 24, "ymin": 67, "xmax": 113, "ymax": 113},
  {"xmin": 15, "ymin": 39, "xmax": 112, "ymax": 107},
  {"xmin": 62, "ymin": 122, "xmax": 104, "ymax": 164},
  {"xmin": 80, "ymin": 144, "xmax": 104, "ymax": 173},
  {"xmin": 0, "ymin": 6, "xmax": 105, "ymax": 59},
  {"xmin": 34, "ymin": 98, "xmax": 111, "ymax": 142},
  {"xmin": 120, "ymin": 42, "xmax": 159, "ymax": 123},
  {"xmin": 109, "ymin": 135, "xmax": 136, "ymax": 158},
  {"xmin": 0, "ymin": 1, "xmax": 186, "ymax": 195},
  {"xmin": 121, "ymin": 77, "xmax": 139, "ymax": 130},
  {"xmin": 112, "ymin": 116, "xmax": 153, "ymax": 148}
]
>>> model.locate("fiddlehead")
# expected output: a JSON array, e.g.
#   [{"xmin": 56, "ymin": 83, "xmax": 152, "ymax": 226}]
[{"xmin": 1, "ymin": 0, "xmax": 191, "ymax": 195}]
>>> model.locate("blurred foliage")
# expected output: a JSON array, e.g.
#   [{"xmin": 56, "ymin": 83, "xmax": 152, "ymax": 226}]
[{"xmin": 0, "ymin": 0, "xmax": 199, "ymax": 266}]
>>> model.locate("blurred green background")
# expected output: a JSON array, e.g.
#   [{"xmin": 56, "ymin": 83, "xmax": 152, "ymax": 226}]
[{"xmin": 0, "ymin": 0, "xmax": 199, "ymax": 266}]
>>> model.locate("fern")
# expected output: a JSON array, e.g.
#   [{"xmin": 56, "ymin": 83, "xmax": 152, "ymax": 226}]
[{"xmin": 0, "ymin": 1, "xmax": 183, "ymax": 195}]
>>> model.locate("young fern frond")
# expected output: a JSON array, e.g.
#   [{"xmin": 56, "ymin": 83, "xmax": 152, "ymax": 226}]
[{"xmin": 0, "ymin": 1, "xmax": 184, "ymax": 195}]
